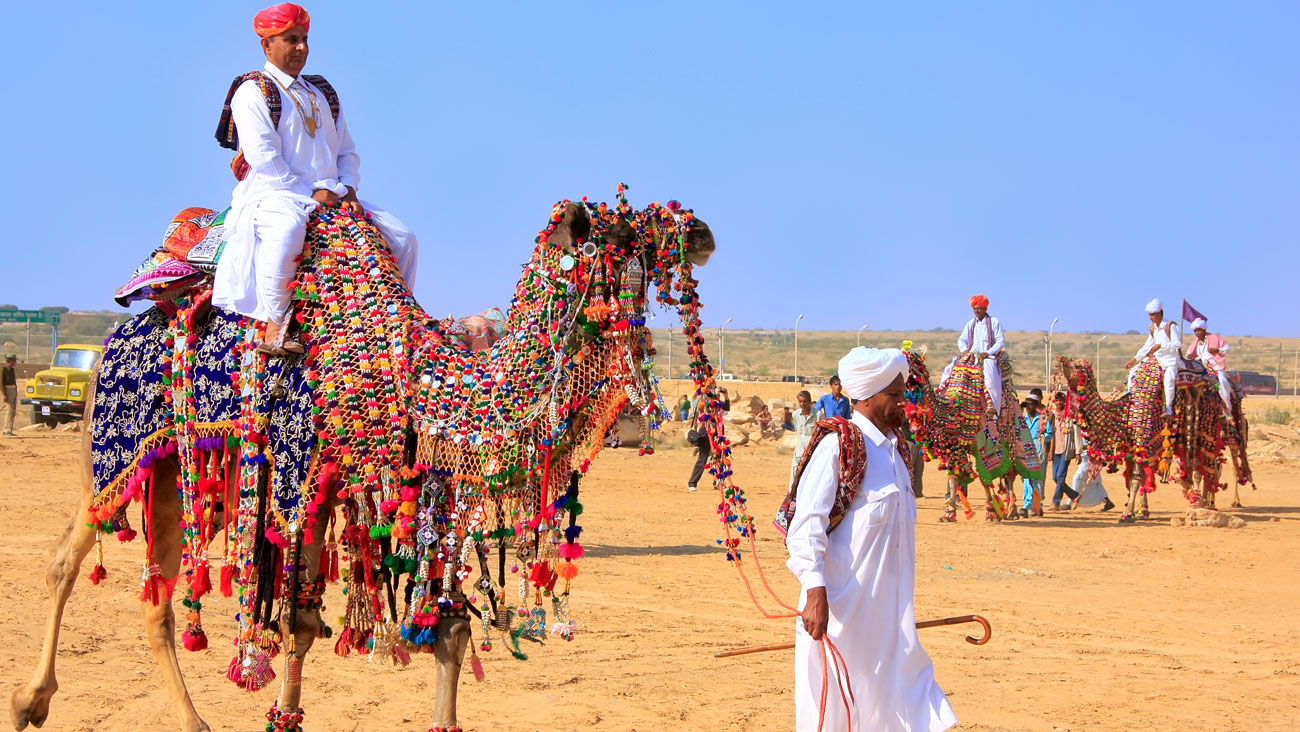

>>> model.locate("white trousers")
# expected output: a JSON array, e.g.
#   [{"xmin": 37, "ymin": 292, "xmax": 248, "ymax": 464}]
[
  {"xmin": 214, "ymin": 194, "xmax": 419, "ymax": 324},
  {"xmin": 1128, "ymin": 361, "xmax": 1177, "ymax": 415},
  {"xmin": 1212, "ymin": 367, "xmax": 1232, "ymax": 411},
  {"xmin": 940, "ymin": 356, "xmax": 1002, "ymax": 414}
]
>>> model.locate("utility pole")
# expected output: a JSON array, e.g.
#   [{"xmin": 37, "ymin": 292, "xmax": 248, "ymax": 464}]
[{"xmin": 794, "ymin": 314, "xmax": 805, "ymax": 383}]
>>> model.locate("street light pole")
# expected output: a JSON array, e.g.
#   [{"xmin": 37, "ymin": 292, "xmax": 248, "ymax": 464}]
[
  {"xmin": 857, "ymin": 323, "xmax": 869, "ymax": 347},
  {"xmin": 667, "ymin": 329, "xmax": 672, "ymax": 380},
  {"xmin": 794, "ymin": 314, "xmax": 805, "ymax": 383},
  {"xmin": 1096, "ymin": 335, "xmax": 1107, "ymax": 389},
  {"xmin": 720, "ymin": 317, "xmax": 733, "ymax": 375},
  {"xmin": 1293, "ymin": 346, "xmax": 1299, "ymax": 397},
  {"xmin": 1045, "ymin": 317, "xmax": 1059, "ymax": 392}
]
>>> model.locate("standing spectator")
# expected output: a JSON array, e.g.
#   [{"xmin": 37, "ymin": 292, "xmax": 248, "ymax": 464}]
[
  {"xmin": 815, "ymin": 376, "xmax": 851, "ymax": 420},
  {"xmin": 789, "ymin": 390, "xmax": 823, "ymax": 483},
  {"xmin": 677, "ymin": 396, "xmax": 691, "ymax": 423},
  {"xmin": 687, "ymin": 390, "xmax": 720, "ymax": 493},
  {"xmin": 1048, "ymin": 392, "xmax": 1080, "ymax": 510},
  {"xmin": 2, "ymin": 355, "xmax": 17, "ymax": 436},
  {"xmin": 718, "ymin": 388, "xmax": 732, "ymax": 414},
  {"xmin": 1019, "ymin": 389, "xmax": 1051, "ymax": 517}
]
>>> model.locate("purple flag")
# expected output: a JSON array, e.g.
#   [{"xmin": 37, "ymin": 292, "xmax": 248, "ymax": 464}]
[{"xmin": 1182, "ymin": 299, "xmax": 1207, "ymax": 324}]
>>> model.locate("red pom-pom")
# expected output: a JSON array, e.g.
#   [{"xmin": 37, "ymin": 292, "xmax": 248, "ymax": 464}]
[
  {"xmin": 88, "ymin": 564, "xmax": 108, "ymax": 585},
  {"xmin": 190, "ymin": 562, "xmax": 211, "ymax": 599},
  {"xmin": 182, "ymin": 626, "xmax": 208, "ymax": 652}
]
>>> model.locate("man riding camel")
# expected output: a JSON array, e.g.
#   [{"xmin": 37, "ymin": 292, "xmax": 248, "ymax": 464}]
[
  {"xmin": 941, "ymin": 294, "xmax": 1005, "ymax": 415},
  {"xmin": 212, "ymin": 3, "xmax": 419, "ymax": 355},
  {"xmin": 1125, "ymin": 298, "xmax": 1181, "ymax": 416},
  {"xmin": 1185, "ymin": 317, "xmax": 1233, "ymax": 412}
]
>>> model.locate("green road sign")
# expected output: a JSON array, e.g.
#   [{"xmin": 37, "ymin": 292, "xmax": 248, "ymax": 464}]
[{"xmin": 0, "ymin": 309, "xmax": 61, "ymax": 325}]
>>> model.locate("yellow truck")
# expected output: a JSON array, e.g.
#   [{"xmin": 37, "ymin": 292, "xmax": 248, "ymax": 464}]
[{"xmin": 22, "ymin": 344, "xmax": 104, "ymax": 426}]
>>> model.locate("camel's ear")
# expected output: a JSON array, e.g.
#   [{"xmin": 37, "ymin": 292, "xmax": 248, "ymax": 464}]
[
  {"xmin": 685, "ymin": 219, "xmax": 715, "ymax": 265},
  {"xmin": 547, "ymin": 202, "xmax": 591, "ymax": 252}
]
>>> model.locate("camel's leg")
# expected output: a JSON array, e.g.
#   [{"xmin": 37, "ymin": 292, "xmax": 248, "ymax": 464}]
[
  {"xmin": 431, "ymin": 614, "xmax": 472, "ymax": 729},
  {"xmin": 273, "ymin": 499, "xmax": 335, "ymax": 716},
  {"xmin": 11, "ymin": 451, "xmax": 98, "ymax": 730},
  {"xmin": 1120, "ymin": 467, "xmax": 1141, "ymax": 522},
  {"xmin": 139, "ymin": 460, "xmax": 211, "ymax": 732}
]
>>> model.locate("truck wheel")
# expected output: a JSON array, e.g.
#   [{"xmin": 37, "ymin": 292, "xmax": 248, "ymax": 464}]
[{"xmin": 31, "ymin": 407, "xmax": 58, "ymax": 429}]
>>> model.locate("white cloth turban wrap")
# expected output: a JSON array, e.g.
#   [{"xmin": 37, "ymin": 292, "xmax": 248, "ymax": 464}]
[
  {"xmin": 838, "ymin": 347, "xmax": 909, "ymax": 401},
  {"xmin": 1145, "ymin": 298, "xmax": 1163, "ymax": 314},
  {"xmin": 1191, "ymin": 318, "xmax": 1206, "ymax": 330}
]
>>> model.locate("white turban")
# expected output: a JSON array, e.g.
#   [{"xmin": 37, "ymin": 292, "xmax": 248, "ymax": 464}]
[
  {"xmin": 1145, "ymin": 298, "xmax": 1163, "ymax": 314},
  {"xmin": 1190, "ymin": 318, "xmax": 1206, "ymax": 330},
  {"xmin": 838, "ymin": 347, "xmax": 908, "ymax": 401}
]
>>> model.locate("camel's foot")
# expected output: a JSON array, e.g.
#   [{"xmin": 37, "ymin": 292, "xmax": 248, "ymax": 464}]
[
  {"xmin": 983, "ymin": 505, "xmax": 999, "ymax": 523},
  {"xmin": 266, "ymin": 704, "xmax": 303, "ymax": 732},
  {"xmin": 1231, "ymin": 501, "xmax": 1242, "ymax": 508},
  {"xmin": 11, "ymin": 682, "xmax": 56, "ymax": 730},
  {"xmin": 1118, "ymin": 512, "xmax": 1136, "ymax": 524},
  {"xmin": 940, "ymin": 509, "xmax": 957, "ymax": 523},
  {"xmin": 1138, "ymin": 509, "xmax": 1152, "ymax": 521},
  {"xmin": 429, "ymin": 728, "xmax": 465, "ymax": 732}
]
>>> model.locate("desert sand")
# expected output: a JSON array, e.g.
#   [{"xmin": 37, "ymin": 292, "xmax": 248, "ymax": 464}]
[{"xmin": 2, "ymin": 429, "xmax": 1298, "ymax": 732}]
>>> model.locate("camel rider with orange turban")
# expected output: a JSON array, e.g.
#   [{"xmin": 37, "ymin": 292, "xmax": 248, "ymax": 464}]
[
  {"xmin": 1125, "ymin": 299, "xmax": 1181, "ymax": 416},
  {"xmin": 941, "ymin": 294, "xmax": 1005, "ymax": 414},
  {"xmin": 212, "ymin": 3, "xmax": 419, "ymax": 355}
]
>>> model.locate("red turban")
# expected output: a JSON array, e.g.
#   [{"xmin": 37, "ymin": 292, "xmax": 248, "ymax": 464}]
[
  {"xmin": 254, "ymin": 3, "xmax": 311, "ymax": 38},
  {"xmin": 969, "ymin": 294, "xmax": 989, "ymax": 308}
]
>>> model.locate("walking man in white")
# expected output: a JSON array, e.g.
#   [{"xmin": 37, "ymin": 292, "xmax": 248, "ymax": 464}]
[
  {"xmin": 784, "ymin": 347, "xmax": 957, "ymax": 731},
  {"xmin": 941, "ymin": 294, "xmax": 1005, "ymax": 415},
  {"xmin": 1124, "ymin": 299, "xmax": 1181, "ymax": 416},
  {"xmin": 212, "ymin": 3, "xmax": 419, "ymax": 355}
]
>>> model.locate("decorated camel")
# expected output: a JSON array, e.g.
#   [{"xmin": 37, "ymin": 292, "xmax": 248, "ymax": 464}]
[
  {"xmin": 1054, "ymin": 355, "xmax": 1253, "ymax": 522},
  {"xmin": 12, "ymin": 189, "xmax": 718, "ymax": 732},
  {"xmin": 904, "ymin": 349, "xmax": 1045, "ymax": 522}
]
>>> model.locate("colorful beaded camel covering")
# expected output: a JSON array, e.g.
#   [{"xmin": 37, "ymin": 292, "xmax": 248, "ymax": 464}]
[
  {"xmin": 1054, "ymin": 356, "xmax": 1253, "ymax": 521},
  {"xmin": 73, "ymin": 187, "xmax": 718, "ymax": 729},
  {"xmin": 903, "ymin": 349, "xmax": 1043, "ymax": 520}
]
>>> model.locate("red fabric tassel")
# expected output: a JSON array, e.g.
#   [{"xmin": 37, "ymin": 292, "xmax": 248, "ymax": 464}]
[
  {"xmin": 88, "ymin": 564, "xmax": 107, "ymax": 585},
  {"xmin": 220, "ymin": 563, "xmax": 235, "ymax": 598},
  {"xmin": 225, "ymin": 655, "xmax": 243, "ymax": 685},
  {"xmin": 334, "ymin": 627, "xmax": 353, "ymax": 657},
  {"xmin": 182, "ymin": 626, "xmax": 208, "ymax": 652},
  {"xmin": 325, "ymin": 545, "xmax": 340, "ymax": 583},
  {"xmin": 190, "ymin": 562, "xmax": 212, "ymax": 599}
]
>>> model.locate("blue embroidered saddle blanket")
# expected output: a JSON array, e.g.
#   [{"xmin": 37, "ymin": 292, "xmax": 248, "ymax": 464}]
[{"xmin": 91, "ymin": 306, "xmax": 317, "ymax": 510}]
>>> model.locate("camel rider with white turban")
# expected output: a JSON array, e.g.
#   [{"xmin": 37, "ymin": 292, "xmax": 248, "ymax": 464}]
[
  {"xmin": 1186, "ymin": 318, "xmax": 1233, "ymax": 412},
  {"xmin": 785, "ymin": 347, "xmax": 957, "ymax": 731},
  {"xmin": 212, "ymin": 3, "xmax": 419, "ymax": 355},
  {"xmin": 1125, "ymin": 299, "xmax": 1181, "ymax": 416},
  {"xmin": 941, "ymin": 294, "xmax": 1005, "ymax": 414}
]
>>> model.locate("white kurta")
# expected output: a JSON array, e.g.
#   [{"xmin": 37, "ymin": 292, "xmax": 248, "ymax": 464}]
[
  {"xmin": 786, "ymin": 411, "xmax": 957, "ymax": 732},
  {"xmin": 940, "ymin": 314, "xmax": 1004, "ymax": 413},
  {"xmin": 1128, "ymin": 320, "xmax": 1182, "ymax": 414},
  {"xmin": 789, "ymin": 406, "xmax": 824, "ymax": 483},
  {"xmin": 212, "ymin": 62, "xmax": 418, "ymax": 323}
]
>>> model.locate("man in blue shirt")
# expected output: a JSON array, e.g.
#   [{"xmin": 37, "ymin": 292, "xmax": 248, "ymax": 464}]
[
  {"xmin": 815, "ymin": 375, "xmax": 852, "ymax": 420},
  {"xmin": 1019, "ymin": 389, "xmax": 1052, "ymax": 517}
]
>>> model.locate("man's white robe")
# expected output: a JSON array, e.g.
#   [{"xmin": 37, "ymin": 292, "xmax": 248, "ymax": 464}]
[
  {"xmin": 940, "ymin": 315, "xmax": 1004, "ymax": 414},
  {"xmin": 786, "ymin": 411, "xmax": 957, "ymax": 731},
  {"xmin": 213, "ymin": 62, "xmax": 418, "ymax": 324},
  {"xmin": 1127, "ymin": 320, "xmax": 1181, "ymax": 415}
]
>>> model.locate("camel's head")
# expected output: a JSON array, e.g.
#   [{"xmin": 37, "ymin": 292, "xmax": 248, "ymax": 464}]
[{"xmin": 1056, "ymin": 355, "xmax": 1092, "ymax": 394}]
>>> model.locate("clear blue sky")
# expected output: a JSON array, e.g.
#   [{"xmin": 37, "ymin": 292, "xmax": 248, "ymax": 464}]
[{"xmin": 3, "ymin": 1, "xmax": 1296, "ymax": 336}]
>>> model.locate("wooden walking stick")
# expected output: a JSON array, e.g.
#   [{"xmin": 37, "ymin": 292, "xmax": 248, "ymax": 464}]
[{"xmin": 714, "ymin": 614, "xmax": 991, "ymax": 658}]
